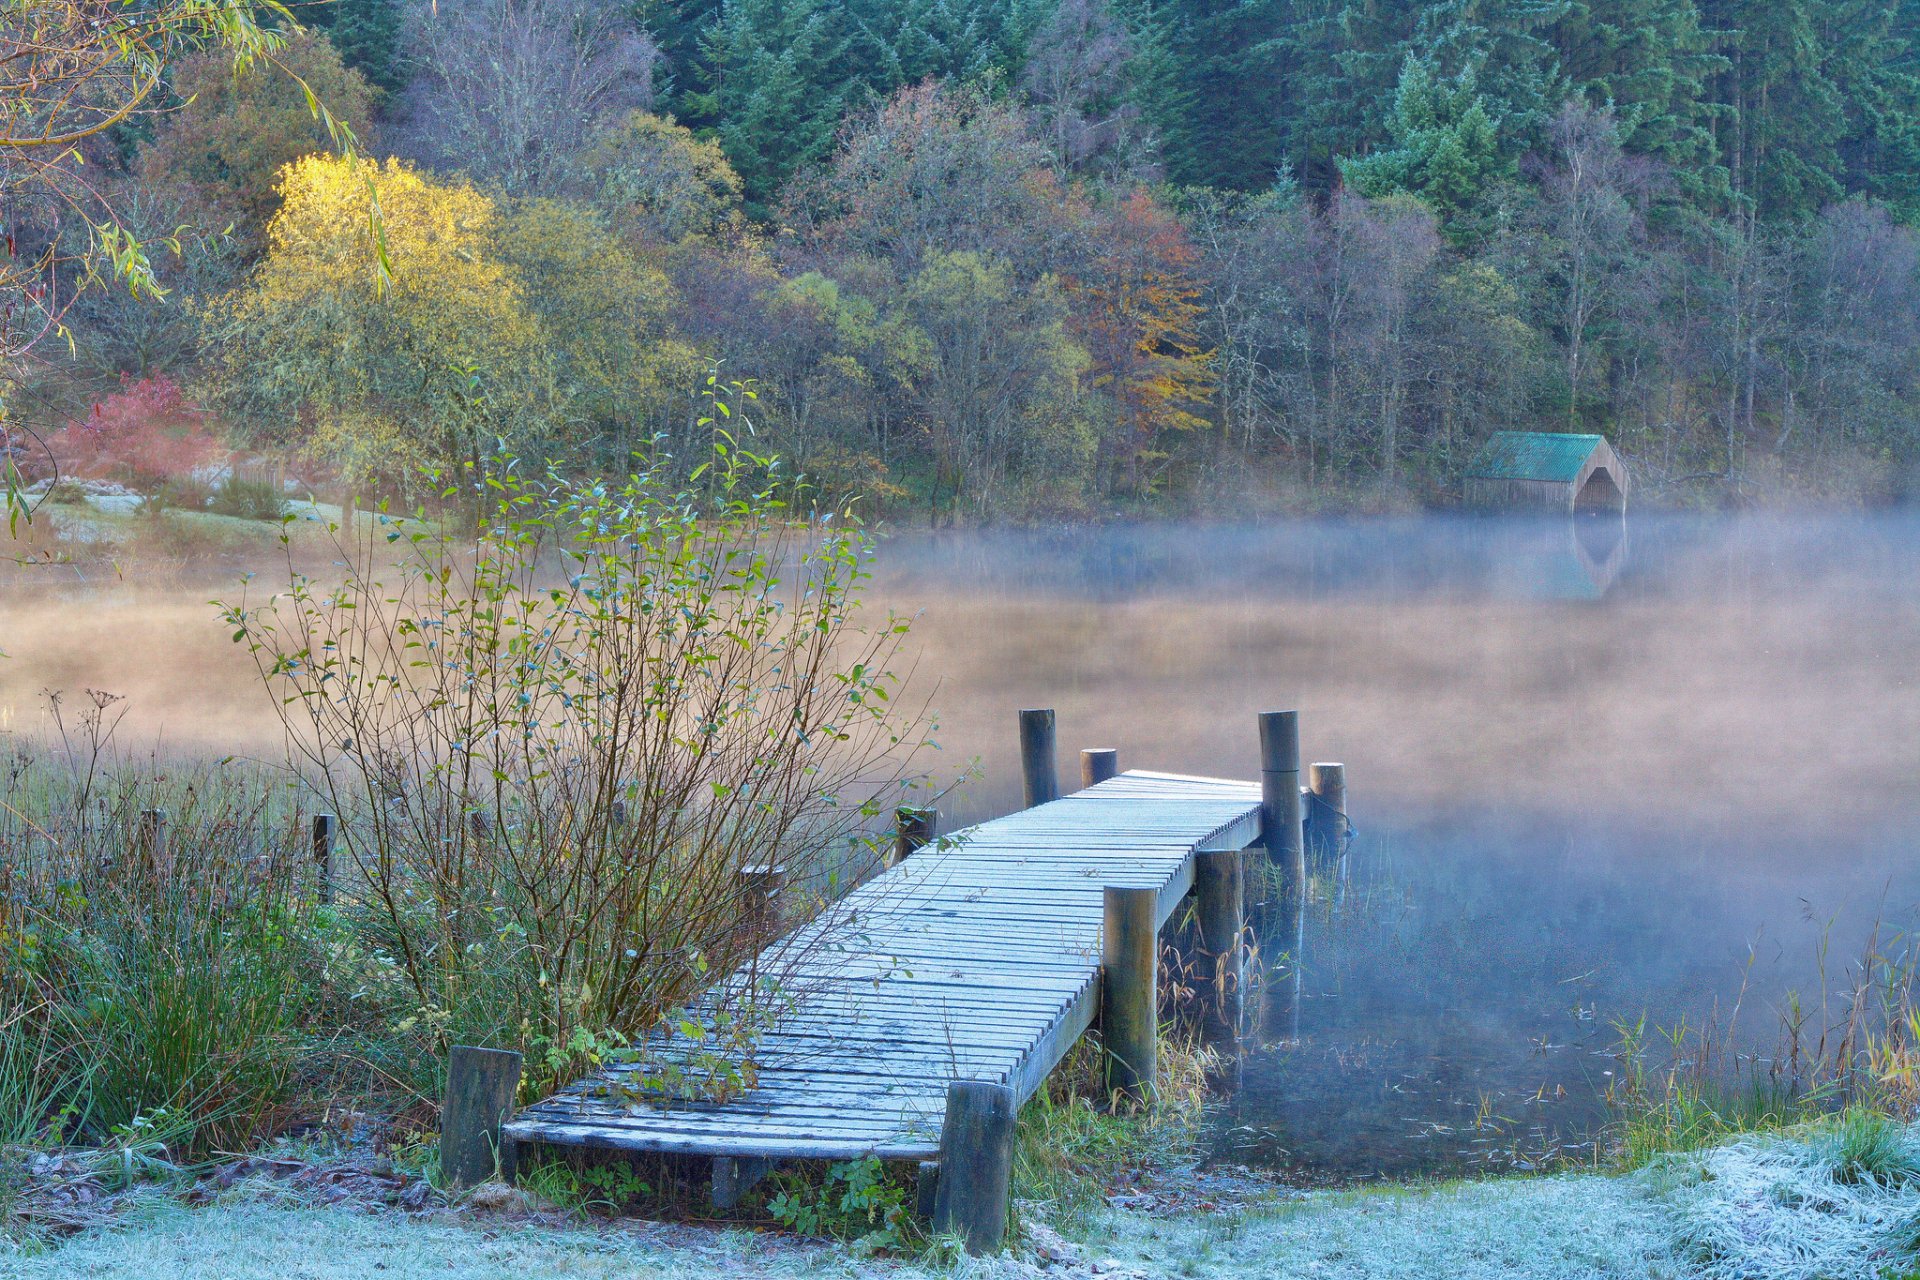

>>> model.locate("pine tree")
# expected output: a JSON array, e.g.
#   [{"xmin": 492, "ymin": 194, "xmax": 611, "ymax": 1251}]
[
  {"xmin": 1340, "ymin": 55, "xmax": 1511, "ymax": 241},
  {"xmin": 1127, "ymin": 0, "xmax": 1288, "ymax": 189},
  {"xmin": 304, "ymin": 0, "xmax": 402, "ymax": 93},
  {"xmin": 693, "ymin": 0, "xmax": 850, "ymax": 213},
  {"xmin": 1702, "ymin": 0, "xmax": 1848, "ymax": 217},
  {"xmin": 1821, "ymin": 0, "xmax": 1920, "ymax": 222},
  {"xmin": 1274, "ymin": 0, "xmax": 1418, "ymax": 194}
]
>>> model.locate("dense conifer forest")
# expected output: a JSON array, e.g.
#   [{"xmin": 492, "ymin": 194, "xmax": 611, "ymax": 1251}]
[{"xmin": 7, "ymin": 0, "xmax": 1920, "ymax": 516}]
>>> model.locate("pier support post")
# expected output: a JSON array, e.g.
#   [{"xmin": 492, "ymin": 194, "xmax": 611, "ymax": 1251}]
[
  {"xmin": 915, "ymin": 1160, "xmax": 941, "ymax": 1222},
  {"xmin": 932, "ymin": 1080, "xmax": 1016, "ymax": 1254},
  {"xmin": 711, "ymin": 1156, "xmax": 772, "ymax": 1210},
  {"xmin": 1306, "ymin": 762, "xmax": 1348, "ymax": 863},
  {"xmin": 441, "ymin": 1046, "xmax": 523, "ymax": 1188},
  {"xmin": 1080, "ymin": 748, "xmax": 1119, "ymax": 789},
  {"xmin": 1101, "ymin": 885, "xmax": 1158, "ymax": 1104},
  {"xmin": 1194, "ymin": 850, "xmax": 1243, "ymax": 1046},
  {"xmin": 737, "ymin": 863, "xmax": 787, "ymax": 939},
  {"xmin": 1260, "ymin": 712, "xmax": 1306, "ymax": 1041},
  {"xmin": 1019, "ymin": 709, "xmax": 1059, "ymax": 808},
  {"xmin": 894, "ymin": 807, "xmax": 938, "ymax": 865},
  {"xmin": 312, "ymin": 814, "xmax": 336, "ymax": 905}
]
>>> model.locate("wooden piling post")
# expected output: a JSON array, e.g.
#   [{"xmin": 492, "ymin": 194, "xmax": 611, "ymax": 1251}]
[
  {"xmin": 1101, "ymin": 885, "xmax": 1158, "ymax": 1103},
  {"xmin": 932, "ymin": 1080, "xmax": 1015, "ymax": 1254},
  {"xmin": 894, "ymin": 806, "xmax": 938, "ymax": 865},
  {"xmin": 441, "ymin": 1046, "xmax": 523, "ymax": 1188},
  {"xmin": 1194, "ymin": 849, "xmax": 1243, "ymax": 1047},
  {"xmin": 1019, "ymin": 709, "xmax": 1059, "ymax": 808},
  {"xmin": 1306, "ymin": 762, "xmax": 1348, "ymax": 862},
  {"xmin": 312, "ymin": 814, "xmax": 336, "ymax": 905},
  {"xmin": 738, "ymin": 862, "xmax": 787, "ymax": 937},
  {"xmin": 914, "ymin": 1160, "xmax": 941, "ymax": 1222},
  {"xmin": 1080, "ymin": 748, "xmax": 1119, "ymax": 789},
  {"xmin": 136, "ymin": 809, "xmax": 168, "ymax": 877},
  {"xmin": 711, "ymin": 1155, "xmax": 772, "ymax": 1210},
  {"xmin": 1260, "ymin": 712, "xmax": 1306, "ymax": 1041}
]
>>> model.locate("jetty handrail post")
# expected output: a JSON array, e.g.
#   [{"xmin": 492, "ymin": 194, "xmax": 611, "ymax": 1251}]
[
  {"xmin": 1194, "ymin": 850, "xmax": 1243, "ymax": 1047},
  {"xmin": 312, "ymin": 813, "xmax": 336, "ymax": 905},
  {"xmin": 1080, "ymin": 747, "xmax": 1119, "ymax": 789},
  {"xmin": 737, "ymin": 862, "xmax": 787, "ymax": 939},
  {"xmin": 1305, "ymin": 762, "xmax": 1348, "ymax": 863},
  {"xmin": 893, "ymin": 806, "xmax": 938, "ymax": 865},
  {"xmin": 931, "ymin": 1080, "xmax": 1016, "ymax": 1254},
  {"xmin": 441, "ymin": 1045, "xmax": 524, "ymax": 1188},
  {"xmin": 1018, "ymin": 708, "xmax": 1059, "ymax": 808},
  {"xmin": 1101, "ymin": 885, "xmax": 1158, "ymax": 1104}
]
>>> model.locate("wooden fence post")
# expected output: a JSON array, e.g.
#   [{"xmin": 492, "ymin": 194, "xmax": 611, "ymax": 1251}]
[
  {"xmin": 311, "ymin": 814, "xmax": 336, "ymax": 905},
  {"xmin": 1019, "ymin": 709, "xmax": 1059, "ymax": 808},
  {"xmin": 441, "ymin": 1046, "xmax": 523, "ymax": 1188},
  {"xmin": 1260, "ymin": 711, "xmax": 1306, "ymax": 1042},
  {"xmin": 136, "ymin": 809, "xmax": 169, "ymax": 877},
  {"xmin": 894, "ymin": 806, "xmax": 938, "ymax": 864},
  {"xmin": 1306, "ymin": 762, "xmax": 1348, "ymax": 862},
  {"xmin": 1080, "ymin": 748, "xmax": 1119, "ymax": 789},
  {"xmin": 1194, "ymin": 849, "xmax": 1243, "ymax": 1047},
  {"xmin": 738, "ymin": 862, "xmax": 787, "ymax": 938},
  {"xmin": 932, "ymin": 1080, "xmax": 1015, "ymax": 1254},
  {"xmin": 1101, "ymin": 885, "xmax": 1158, "ymax": 1104}
]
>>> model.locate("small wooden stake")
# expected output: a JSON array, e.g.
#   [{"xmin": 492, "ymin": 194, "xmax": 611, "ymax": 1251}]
[
  {"xmin": 1101, "ymin": 885, "xmax": 1158, "ymax": 1103},
  {"xmin": 1194, "ymin": 849, "xmax": 1243, "ymax": 1046},
  {"xmin": 1018, "ymin": 708, "xmax": 1059, "ymax": 808},
  {"xmin": 1306, "ymin": 762, "xmax": 1348, "ymax": 862},
  {"xmin": 1080, "ymin": 748, "xmax": 1119, "ymax": 789},
  {"xmin": 738, "ymin": 862, "xmax": 787, "ymax": 938},
  {"xmin": 136, "ymin": 809, "xmax": 169, "ymax": 877},
  {"xmin": 915, "ymin": 1160, "xmax": 941, "ymax": 1221},
  {"xmin": 894, "ymin": 806, "xmax": 938, "ymax": 864},
  {"xmin": 312, "ymin": 814, "xmax": 336, "ymax": 905},
  {"xmin": 441, "ymin": 1046, "xmax": 523, "ymax": 1188},
  {"xmin": 932, "ymin": 1080, "xmax": 1015, "ymax": 1254}
]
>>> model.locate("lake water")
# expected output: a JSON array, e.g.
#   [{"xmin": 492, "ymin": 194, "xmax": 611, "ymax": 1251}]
[
  {"xmin": 867, "ymin": 513, "xmax": 1920, "ymax": 1180},
  {"xmin": 3, "ymin": 510, "xmax": 1917, "ymax": 1179}
]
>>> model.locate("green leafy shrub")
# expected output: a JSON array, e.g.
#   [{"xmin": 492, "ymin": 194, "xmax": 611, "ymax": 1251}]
[
  {"xmin": 768, "ymin": 1157, "xmax": 913, "ymax": 1251},
  {"xmin": 208, "ymin": 474, "xmax": 287, "ymax": 520}
]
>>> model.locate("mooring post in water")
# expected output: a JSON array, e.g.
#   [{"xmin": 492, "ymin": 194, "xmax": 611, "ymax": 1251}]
[
  {"xmin": 738, "ymin": 862, "xmax": 787, "ymax": 937},
  {"xmin": 1101, "ymin": 885, "xmax": 1158, "ymax": 1103},
  {"xmin": 1305, "ymin": 762, "xmax": 1348, "ymax": 863},
  {"xmin": 1194, "ymin": 849, "xmax": 1243, "ymax": 1047},
  {"xmin": 1080, "ymin": 747, "xmax": 1119, "ymax": 789},
  {"xmin": 441, "ymin": 1046, "xmax": 523, "ymax": 1188},
  {"xmin": 932, "ymin": 1080, "xmax": 1015, "ymax": 1254},
  {"xmin": 312, "ymin": 813, "xmax": 336, "ymax": 905},
  {"xmin": 1019, "ymin": 708, "xmax": 1059, "ymax": 808},
  {"xmin": 894, "ymin": 806, "xmax": 938, "ymax": 865},
  {"xmin": 1259, "ymin": 711, "xmax": 1306, "ymax": 1042}
]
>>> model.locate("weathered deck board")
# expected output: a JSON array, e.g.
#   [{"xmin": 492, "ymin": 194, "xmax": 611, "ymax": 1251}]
[{"xmin": 502, "ymin": 770, "xmax": 1261, "ymax": 1161}]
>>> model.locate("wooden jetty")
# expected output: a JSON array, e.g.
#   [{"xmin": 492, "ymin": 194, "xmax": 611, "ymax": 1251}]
[{"xmin": 487, "ymin": 710, "xmax": 1342, "ymax": 1251}]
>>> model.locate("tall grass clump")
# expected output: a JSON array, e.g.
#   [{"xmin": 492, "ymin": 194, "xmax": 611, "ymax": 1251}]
[
  {"xmin": 0, "ymin": 703, "xmax": 320, "ymax": 1160},
  {"xmin": 1610, "ymin": 914, "xmax": 1920, "ymax": 1167},
  {"xmin": 221, "ymin": 404, "xmax": 934, "ymax": 1102}
]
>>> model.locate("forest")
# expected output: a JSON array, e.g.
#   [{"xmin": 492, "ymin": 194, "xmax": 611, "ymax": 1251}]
[{"xmin": 6, "ymin": 0, "xmax": 1920, "ymax": 518}]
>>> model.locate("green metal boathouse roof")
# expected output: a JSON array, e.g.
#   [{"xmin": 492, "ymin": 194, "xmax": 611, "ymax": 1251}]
[{"xmin": 1464, "ymin": 432, "xmax": 1608, "ymax": 483}]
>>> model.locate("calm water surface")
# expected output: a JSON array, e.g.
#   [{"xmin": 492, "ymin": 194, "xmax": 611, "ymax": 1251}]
[{"xmin": 868, "ymin": 513, "xmax": 1920, "ymax": 1180}]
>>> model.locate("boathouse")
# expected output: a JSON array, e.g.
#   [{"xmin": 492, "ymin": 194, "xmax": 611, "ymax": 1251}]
[{"xmin": 1464, "ymin": 432, "xmax": 1629, "ymax": 513}]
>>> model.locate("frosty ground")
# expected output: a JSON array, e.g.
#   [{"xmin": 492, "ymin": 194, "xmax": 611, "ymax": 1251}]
[{"xmin": 9, "ymin": 1123, "xmax": 1915, "ymax": 1280}]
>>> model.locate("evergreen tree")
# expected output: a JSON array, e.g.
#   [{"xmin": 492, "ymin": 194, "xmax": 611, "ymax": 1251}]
[
  {"xmin": 1340, "ymin": 55, "xmax": 1510, "ymax": 241},
  {"xmin": 1127, "ymin": 0, "xmax": 1287, "ymax": 189},
  {"xmin": 1274, "ymin": 0, "xmax": 1417, "ymax": 194},
  {"xmin": 1822, "ymin": 0, "xmax": 1920, "ymax": 222},
  {"xmin": 1550, "ymin": 0, "xmax": 1725, "ymax": 191},
  {"xmin": 305, "ymin": 0, "xmax": 402, "ymax": 93},
  {"xmin": 1702, "ymin": 0, "xmax": 1848, "ymax": 218},
  {"xmin": 691, "ymin": 0, "xmax": 849, "ymax": 212}
]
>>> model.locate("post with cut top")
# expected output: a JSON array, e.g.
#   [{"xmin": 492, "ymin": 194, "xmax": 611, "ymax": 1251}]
[
  {"xmin": 932, "ymin": 1080, "xmax": 1015, "ymax": 1254},
  {"xmin": 1019, "ymin": 708, "xmax": 1059, "ymax": 808},
  {"xmin": 738, "ymin": 862, "xmax": 787, "ymax": 939},
  {"xmin": 1260, "ymin": 711, "xmax": 1306, "ymax": 1041},
  {"xmin": 1194, "ymin": 849, "xmax": 1243, "ymax": 1047},
  {"xmin": 1306, "ymin": 762, "xmax": 1348, "ymax": 863},
  {"xmin": 136, "ymin": 808, "xmax": 169, "ymax": 877},
  {"xmin": 894, "ymin": 806, "xmax": 938, "ymax": 865},
  {"xmin": 312, "ymin": 813, "xmax": 336, "ymax": 905},
  {"xmin": 1080, "ymin": 748, "xmax": 1119, "ymax": 789},
  {"xmin": 1101, "ymin": 885, "xmax": 1158, "ymax": 1104},
  {"xmin": 441, "ymin": 1045, "xmax": 523, "ymax": 1188}
]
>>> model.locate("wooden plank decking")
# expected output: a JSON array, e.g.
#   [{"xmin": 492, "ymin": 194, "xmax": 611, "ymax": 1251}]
[{"xmin": 502, "ymin": 770, "xmax": 1263, "ymax": 1161}]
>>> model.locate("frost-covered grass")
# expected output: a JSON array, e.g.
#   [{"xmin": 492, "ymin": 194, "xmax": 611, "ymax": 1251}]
[{"xmin": 1649, "ymin": 1112, "xmax": 1920, "ymax": 1280}]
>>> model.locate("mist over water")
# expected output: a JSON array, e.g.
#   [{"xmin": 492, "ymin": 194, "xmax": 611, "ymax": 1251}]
[{"xmin": 3, "ymin": 511, "xmax": 1917, "ymax": 1178}]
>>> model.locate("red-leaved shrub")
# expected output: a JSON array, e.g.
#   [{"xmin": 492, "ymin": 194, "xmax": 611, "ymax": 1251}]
[{"xmin": 49, "ymin": 376, "xmax": 223, "ymax": 492}]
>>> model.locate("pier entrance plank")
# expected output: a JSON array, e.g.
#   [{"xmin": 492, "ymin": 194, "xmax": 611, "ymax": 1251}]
[{"xmin": 503, "ymin": 771, "xmax": 1262, "ymax": 1162}]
